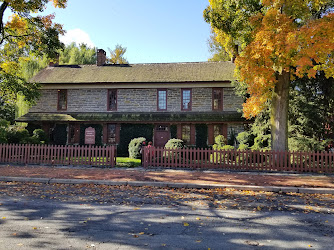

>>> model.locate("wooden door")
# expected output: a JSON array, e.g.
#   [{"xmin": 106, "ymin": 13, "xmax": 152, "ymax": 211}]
[{"xmin": 154, "ymin": 125, "xmax": 170, "ymax": 148}]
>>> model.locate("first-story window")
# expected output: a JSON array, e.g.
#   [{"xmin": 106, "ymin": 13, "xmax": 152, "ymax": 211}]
[
  {"xmin": 108, "ymin": 89, "xmax": 117, "ymax": 111},
  {"xmin": 57, "ymin": 89, "xmax": 67, "ymax": 111},
  {"xmin": 157, "ymin": 89, "xmax": 167, "ymax": 111},
  {"xmin": 181, "ymin": 125, "xmax": 191, "ymax": 144},
  {"xmin": 213, "ymin": 125, "xmax": 222, "ymax": 140},
  {"xmin": 107, "ymin": 124, "xmax": 117, "ymax": 144}
]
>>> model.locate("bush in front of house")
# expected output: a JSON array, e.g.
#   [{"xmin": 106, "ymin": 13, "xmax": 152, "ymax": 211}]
[
  {"xmin": 236, "ymin": 131, "xmax": 249, "ymax": 150},
  {"xmin": 0, "ymin": 119, "xmax": 9, "ymax": 143},
  {"xmin": 128, "ymin": 137, "xmax": 146, "ymax": 159},
  {"xmin": 211, "ymin": 135, "xmax": 235, "ymax": 163},
  {"xmin": 164, "ymin": 138, "xmax": 184, "ymax": 149},
  {"xmin": 212, "ymin": 135, "xmax": 235, "ymax": 150},
  {"xmin": 6, "ymin": 127, "xmax": 30, "ymax": 144},
  {"xmin": 32, "ymin": 129, "xmax": 49, "ymax": 144},
  {"xmin": 0, "ymin": 124, "xmax": 49, "ymax": 144}
]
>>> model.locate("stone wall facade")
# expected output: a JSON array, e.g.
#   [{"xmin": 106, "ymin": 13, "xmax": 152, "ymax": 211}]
[{"xmin": 30, "ymin": 87, "xmax": 243, "ymax": 113}]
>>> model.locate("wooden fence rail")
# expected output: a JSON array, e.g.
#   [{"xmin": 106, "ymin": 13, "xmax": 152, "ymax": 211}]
[
  {"xmin": 142, "ymin": 147, "xmax": 334, "ymax": 173},
  {"xmin": 0, "ymin": 144, "xmax": 116, "ymax": 167}
]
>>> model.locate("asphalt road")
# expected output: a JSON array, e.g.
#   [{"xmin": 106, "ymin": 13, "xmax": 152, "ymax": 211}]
[{"xmin": 0, "ymin": 182, "xmax": 333, "ymax": 249}]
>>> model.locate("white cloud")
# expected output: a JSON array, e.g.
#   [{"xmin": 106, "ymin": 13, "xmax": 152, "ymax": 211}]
[{"xmin": 60, "ymin": 29, "xmax": 95, "ymax": 48}]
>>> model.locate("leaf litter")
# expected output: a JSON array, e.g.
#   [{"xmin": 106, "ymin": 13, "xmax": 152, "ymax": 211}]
[{"xmin": 0, "ymin": 181, "xmax": 333, "ymax": 214}]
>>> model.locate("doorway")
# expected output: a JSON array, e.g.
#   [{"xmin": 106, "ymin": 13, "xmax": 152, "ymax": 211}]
[{"xmin": 154, "ymin": 125, "xmax": 170, "ymax": 147}]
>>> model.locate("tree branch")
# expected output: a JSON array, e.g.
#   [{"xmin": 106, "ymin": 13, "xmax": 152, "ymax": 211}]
[{"xmin": 0, "ymin": 1, "xmax": 9, "ymax": 45}]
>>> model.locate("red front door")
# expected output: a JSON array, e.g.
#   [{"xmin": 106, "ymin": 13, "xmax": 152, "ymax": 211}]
[{"xmin": 154, "ymin": 125, "xmax": 170, "ymax": 148}]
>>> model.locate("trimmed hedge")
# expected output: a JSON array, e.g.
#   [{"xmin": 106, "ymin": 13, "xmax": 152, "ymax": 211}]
[{"xmin": 128, "ymin": 137, "xmax": 146, "ymax": 159}]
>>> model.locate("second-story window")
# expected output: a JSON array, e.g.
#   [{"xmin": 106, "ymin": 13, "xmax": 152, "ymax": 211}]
[
  {"xmin": 157, "ymin": 89, "xmax": 167, "ymax": 111},
  {"xmin": 57, "ymin": 89, "xmax": 67, "ymax": 111},
  {"xmin": 212, "ymin": 88, "xmax": 223, "ymax": 111},
  {"xmin": 108, "ymin": 89, "xmax": 117, "ymax": 111},
  {"xmin": 181, "ymin": 88, "xmax": 192, "ymax": 111}
]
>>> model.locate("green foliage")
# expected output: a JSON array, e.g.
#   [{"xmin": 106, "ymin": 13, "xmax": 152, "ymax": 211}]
[
  {"xmin": 128, "ymin": 137, "xmax": 146, "ymax": 159},
  {"xmin": 236, "ymin": 131, "xmax": 249, "ymax": 150},
  {"xmin": 164, "ymin": 138, "xmax": 184, "ymax": 159},
  {"xmin": 60, "ymin": 43, "xmax": 96, "ymax": 65},
  {"xmin": 221, "ymin": 145, "xmax": 235, "ymax": 150},
  {"xmin": 6, "ymin": 127, "xmax": 30, "ymax": 144},
  {"xmin": 211, "ymin": 134, "xmax": 235, "ymax": 163},
  {"xmin": 0, "ymin": 119, "xmax": 9, "ymax": 143},
  {"xmin": 195, "ymin": 124, "xmax": 208, "ymax": 148},
  {"xmin": 118, "ymin": 124, "xmax": 153, "ymax": 157},
  {"xmin": 213, "ymin": 134, "xmax": 235, "ymax": 150},
  {"xmin": 207, "ymin": 31, "xmax": 230, "ymax": 62},
  {"xmin": 288, "ymin": 73, "xmax": 334, "ymax": 151},
  {"xmin": 164, "ymin": 139, "xmax": 184, "ymax": 149},
  {"xmin": 0, "ymin": 97, "xmax": 15, "ymax": 123},
  {"xmin": 213, "ymin": 135, "xmax": 227, "ymax": 149},
  {"xmin": 33, "ymin": 129, "xmax": 49, "ymax": 144}
]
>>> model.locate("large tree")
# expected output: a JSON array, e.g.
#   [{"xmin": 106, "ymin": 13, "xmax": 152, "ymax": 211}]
[
  {"xmin": 204, "ymin": 0, "xmax": 334, "ymax": 151},
  {"xmin": 0, "ymin": 0, "xmax": 67, "ymax": 112}
]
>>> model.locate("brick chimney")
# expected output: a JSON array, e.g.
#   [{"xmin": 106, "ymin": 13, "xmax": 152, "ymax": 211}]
[
  {"xmin": 96, "ymin": 49, "xmax": 106, "ymax": 66},
  {"xmin": 49, "ymin": 53, "xmax": 59, "ymax": 67}
]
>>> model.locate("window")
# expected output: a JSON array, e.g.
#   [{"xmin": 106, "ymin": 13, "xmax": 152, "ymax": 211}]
[
  {"xmin": 157, "ymin": 89, "xmax": 167, "ymax": 111},
  {"xmin": 156, "ymin": 125, "xmax": 168, "ymax": 131},
  {"xmin": 107, "ymin": 124, "xmax": 116, "ymax": 144},
  {"xmin": 214, "ymin": 125, "xmax": 222, "ymax": 140},
  {"xmin": 181, "ymin": 125, "xmax": 191, "ymax": 144},
  {"xmin": 108, "ymin": 89, "xmax": 117, "ymax": 111},
  {"xmin": 181, "ymin": 89, "xmax": 192, "ymax": 111},
  {"xmin": 57, "ymin": 89, "xmax": 67, "ymax": 111},
  {"xmin": 212, "ymin": 88, "xmax": 223, "ymax": 110}
]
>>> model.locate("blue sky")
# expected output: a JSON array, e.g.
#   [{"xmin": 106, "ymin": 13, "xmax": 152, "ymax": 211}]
[{"xmin": 6, "ymin": 0, "xmax": 213, "ymax": 63}]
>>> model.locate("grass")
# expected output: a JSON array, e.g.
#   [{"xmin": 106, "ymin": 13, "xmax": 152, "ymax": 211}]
[{"xmin": 116, "ymin": 157, "xmax": 141, "ymax": 168}]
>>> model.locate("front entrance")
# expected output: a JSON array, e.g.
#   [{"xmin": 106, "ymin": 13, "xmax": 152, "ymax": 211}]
[{"xmin": 154, "ymin": 125, "xmax": 170, "ymax": 147}]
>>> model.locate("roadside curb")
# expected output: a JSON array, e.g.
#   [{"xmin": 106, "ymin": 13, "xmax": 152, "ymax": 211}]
[{"xmin": 0, "ymin": 176, "xmax": 333, "ymax": 194}]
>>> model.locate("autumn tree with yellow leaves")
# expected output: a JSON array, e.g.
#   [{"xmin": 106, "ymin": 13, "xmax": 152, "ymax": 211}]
[
  {"xmin": 204, "ymin": 0, "xmax": 334, "ymax": 151},
  {"xmin": 0, "ymin": 0, "xmax": 67, "ymax": 120}
]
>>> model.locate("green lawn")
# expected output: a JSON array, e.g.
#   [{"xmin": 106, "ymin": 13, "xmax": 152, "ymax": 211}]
[{"xmin": 116, "ymin": 157, "xmax": 141, "ymax": 168}]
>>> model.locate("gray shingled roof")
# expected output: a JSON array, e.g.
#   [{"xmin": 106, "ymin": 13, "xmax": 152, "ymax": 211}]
[{"xmin": 30, "ymin": 61, "xmax": 235, "ymax": 84}]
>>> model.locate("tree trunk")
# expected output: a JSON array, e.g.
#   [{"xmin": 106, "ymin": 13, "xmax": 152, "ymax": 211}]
[{"xmin": 271, "ymin": 70, "xmax": 290, "ymax": 151}]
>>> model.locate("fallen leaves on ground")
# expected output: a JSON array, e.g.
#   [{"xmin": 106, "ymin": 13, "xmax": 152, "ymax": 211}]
[{"xmin": 0, "ymin": 181, "xmax": 333, "ymax": 214}]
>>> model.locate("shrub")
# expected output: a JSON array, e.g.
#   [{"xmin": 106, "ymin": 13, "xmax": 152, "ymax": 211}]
[
  {"xmin": 213, "ymin": 135, "xmax": 227, "ymax": 149},
  {"xmin": 0, "ymin": 119, "xmax": 9, "ymax": 143},
  {"xmin": 211, "ymin": 135, "xmax": 235, "ymax": 163},
  {"xmin": 6, "ymin": 128, "xmax": 30, "ymax": 144},
  {"xmin": 32, "ymin": 129, "xmax": 49, "ymax": 144},
  {"xmin": 238, "ymin": 144, "xmax": 249, "ymax": 150},
  {"xmin": 237, "ymin": 132, "xmax": 249, "ymax": 150},
  {"xmin": 164, "ymin": 138, "xmax": 184, "ymax": 149},
  {"xmin": 221, "ymin": 145, "xmax": 235, "ymax": 150},
  {"xmin": 164, "ymin": 139, "xmax": 184, "ymax": 159},
  {"xmin": 128, "ymin": 137, "xmax": 146, "ymax": 159}
]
